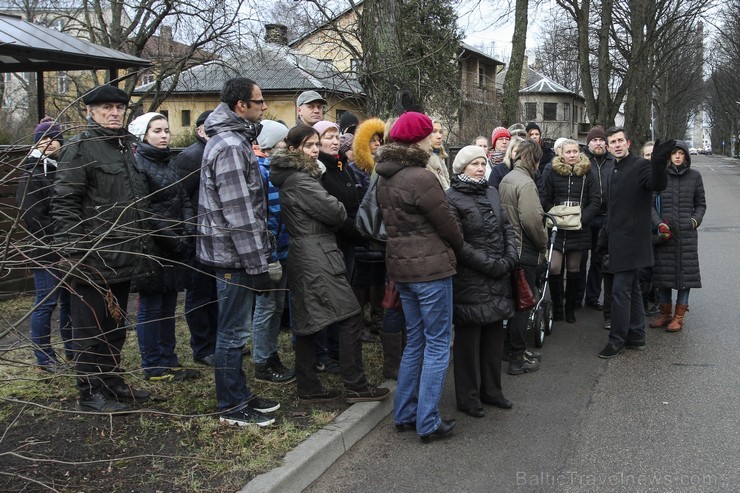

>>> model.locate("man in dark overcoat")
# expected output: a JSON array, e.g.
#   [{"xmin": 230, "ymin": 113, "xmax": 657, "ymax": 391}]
[{"xmin": 597, "ymin": 128, "xmax": 673, "ymax": 358}]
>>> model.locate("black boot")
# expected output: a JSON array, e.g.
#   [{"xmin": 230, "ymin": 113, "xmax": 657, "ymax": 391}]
[
  {"xmin": 378, "ymin": 332, "xmax": 402, "ymax": 380},
  {"xmin": 565, "ymin": 273, "xmax": 580, "ymax": 323},
  {"xmin": 549, "ymin": 274, "xmax": 564, "ymax": 321}
]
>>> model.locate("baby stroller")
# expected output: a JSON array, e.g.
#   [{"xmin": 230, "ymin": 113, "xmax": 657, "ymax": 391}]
[{"xmin": 529, "ymin": 212, "xmax": 559, "ymax": 348}]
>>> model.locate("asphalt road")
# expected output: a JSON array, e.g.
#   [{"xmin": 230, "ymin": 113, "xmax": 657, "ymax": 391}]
[{"xmin": 306, "ymin": 155, "xmax": 740, "ymax": 493}]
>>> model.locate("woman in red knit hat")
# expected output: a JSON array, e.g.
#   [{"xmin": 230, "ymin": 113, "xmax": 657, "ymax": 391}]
[{"xmin": 375, "ymin": 111, "xmax": 464, "ymax": 443}]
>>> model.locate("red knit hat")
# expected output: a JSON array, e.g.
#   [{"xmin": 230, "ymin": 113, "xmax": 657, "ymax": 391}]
[
  {"xmin": 389, "ymin": 111, "xmax": 434, "ymax": 144},
  {"xmin": 491, "ymin": 126, "xmax": 511, "ymax": 148}
]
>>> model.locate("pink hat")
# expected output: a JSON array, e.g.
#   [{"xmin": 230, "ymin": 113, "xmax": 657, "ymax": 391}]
[
  {"xmin": 389, "ymin": 111, "xmax": 434, "ymax": 144},
  {"xmin": 491, "ymin": 126, "xmax": 511, "ymax": 148},
  {"xmin": 313, "ymin": 120, "xmax": 339, "ymax": 137}
]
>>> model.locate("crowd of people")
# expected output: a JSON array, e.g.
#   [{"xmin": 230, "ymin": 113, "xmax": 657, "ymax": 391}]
[{"xmin": 15, "ymin": 79, "xmax": 707, "ymax": 441}]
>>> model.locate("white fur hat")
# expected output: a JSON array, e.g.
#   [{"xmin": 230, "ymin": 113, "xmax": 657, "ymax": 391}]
[{"xmin": 128, "ymin": 112, "xmax": 165, "ymax": 142}]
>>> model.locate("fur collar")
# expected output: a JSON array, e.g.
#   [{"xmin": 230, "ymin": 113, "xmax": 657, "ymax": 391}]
[
  {"xmin": 353, "ymin": 118, "xmax": 385, "ymax": 174},
  {"xmin": 375, "ymin": 143, "xmax": 430, "ymax": 169},
  {"xmin": 551, "ymin": 154, "xmax": 591, "ymax": 177},
  {"xmin": 269, "ymin": 150, "xmax": 322, "ymax": 178}
]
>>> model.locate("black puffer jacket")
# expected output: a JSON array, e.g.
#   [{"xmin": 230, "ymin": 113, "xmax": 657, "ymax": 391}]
[
  {"xmin": 542, "ymin": 154, "xmax": 600, "ymax": 252},
  {"xmin": 446, "ymin": 176, "xmax": 517, "ymax": 325},
  {"xmin": 584, "ymin": 148, "xmax": 616, "ymax": 216},
  {"xmin": 173, "ymin": 136, "xmax": 206, "ymax": 207},
  {"xmin": 130, "ymin": 143, "xmax": 194, "ymax": 294},
  {"xmin": 16, "ymin": 152, "xmax": 59, "ymax": 262},
  {"xmin": 318, "ymin": 150, "xmax": 365, "ymax": 246},
  {"xmin": 651, "ymin": 143, "xmax": 706, "ymax": 289}
]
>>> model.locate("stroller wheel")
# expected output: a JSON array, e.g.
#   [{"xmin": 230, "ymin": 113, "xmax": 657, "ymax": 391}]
[
  {"xmin": 543, "ymin": 300, "xmax": 554, "ymax": 336},
  {"xmin": 532, "ymin": 309, "xmax": 546, "ymax": 348}
]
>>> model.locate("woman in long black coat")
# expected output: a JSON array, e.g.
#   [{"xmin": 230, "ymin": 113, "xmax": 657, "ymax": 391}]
[
  {"xmin": 649, "ymin": 141, "xmax": 706, "ymax": 332},
  {"xmin": 128, "ymin": 113, "xmax": 197, "ymax": 381},
  {"xmin": 446, "ymin": 146, "xmax": 518, "ymax": 418},
  {"xmin": 542, "ymin": 139, "xmax": 600, "ymax": 323}
]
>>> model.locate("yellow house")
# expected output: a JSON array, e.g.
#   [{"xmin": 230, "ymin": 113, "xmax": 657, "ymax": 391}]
[
  {"xmin": 288, "ymin": 2, "xmax": 506, "ymax": 144},
  {"xmin": 134, "ymin": 27, "xmax": 366, "ymax": 142}
]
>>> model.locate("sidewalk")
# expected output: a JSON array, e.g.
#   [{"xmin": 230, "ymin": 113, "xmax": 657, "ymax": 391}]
[{"xmin": 240, "ymin": 380, "xmax": 397, "ymax": 493}]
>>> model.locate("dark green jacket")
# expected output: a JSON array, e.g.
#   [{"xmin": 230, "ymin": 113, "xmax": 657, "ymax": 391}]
[{"xmin": 52, "ymin": 120, "xmax": 152, "ymax": 285}]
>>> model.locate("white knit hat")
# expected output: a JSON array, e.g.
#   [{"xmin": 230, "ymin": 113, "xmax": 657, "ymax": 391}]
[
  {"xmin": 128, "ymin": 112, "xmax": 165, "ymax": 142},
  {"xmin": 452, "ymin": 145, "xmax": 488, "ymax": 174},
  {"xmin": 257, "ymin": 120, "xmax": 289, "ymax": 150}
]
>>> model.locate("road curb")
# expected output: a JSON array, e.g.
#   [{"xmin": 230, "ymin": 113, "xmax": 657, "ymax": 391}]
[{"xmin": 239, "ymin": 381, "xmax": 396, "ymax": 493}]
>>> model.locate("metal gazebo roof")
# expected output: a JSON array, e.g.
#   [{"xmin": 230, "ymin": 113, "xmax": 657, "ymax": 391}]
[{"xmin": 0, "ymin": 13, "xmax": 151, "ymax": 117}]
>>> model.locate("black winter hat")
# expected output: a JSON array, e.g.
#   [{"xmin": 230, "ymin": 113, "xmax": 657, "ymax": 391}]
[
  {"xmin": 525, "ymin": 122, "xmax": 541, "ymax": 134},
  {"xmin": 82, "ymin": 84, "xmax": 130, "ymax": 105},
  {"xmin": 196, "ymin": 110, "xmax": 213, "ymax": 127},
  {"xmin": 338, "ymin": 112, "xmax": 359, "ymax": 135}
]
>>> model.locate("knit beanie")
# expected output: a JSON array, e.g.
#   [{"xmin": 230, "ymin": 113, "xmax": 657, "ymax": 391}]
[
  {"xmin": 389, "ymin": 111, "xmax": 434, "ymax": 144},
  {"xmin": 256, "ymin": 120, "xmax": 289, "ymax": 150},
  {"xmin": 128, "ymin": 112, "xmax": 165, "ymax": 142},
  {"xmin": 508, "ymin": 123, "xmax": 527, "ymax": 138},
  {"xmin": 525, "ymin": 122, "xmax": 541, "ymax": 134},
  {"xmin": 554, "ymin": 137, "xmax": 568, "ymax": 152},
  {"xmin": 586, "ymin": 125, "xmax": 606, "ymax": 144},
  {"xmin": 338, "ymin": 112, "xmax": 359, "ymax": 135},
  {"xmin": 339, "ymin": 133, "xmax": 354, "ymax": 154},
  {"xmin": 491, "ymin": 126, "xmax": 511, "ymax": 149},
  {"xmin": 33, "ymin": 117, "xmax": 64, "ymax": 144},
  {"xmin": 313, "ymin": 120, "xmax": 340, "ymax": 137},
  {"xmin": 452, "ymin": 145, "xmax": 488, "ymax": 174}
]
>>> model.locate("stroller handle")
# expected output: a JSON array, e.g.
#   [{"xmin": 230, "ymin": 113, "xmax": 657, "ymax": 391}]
[{"xmin": 543, "ymin": 212, "xmax": 559, "ymax": 231}]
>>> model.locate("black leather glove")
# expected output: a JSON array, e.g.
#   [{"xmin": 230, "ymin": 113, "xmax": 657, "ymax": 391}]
[
  {"xmin": 488, "ymin": 259, "xmax": 508, "ymax": 279},
  {"xmin": 244, "ymin": 271, "xmax": 272, "ymax": 296},
  {"xmin": 651, "ymin": 139, "xmax": 676, "ymax": 165}
]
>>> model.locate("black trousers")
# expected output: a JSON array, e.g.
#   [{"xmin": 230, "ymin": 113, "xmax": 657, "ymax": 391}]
[
  {"xmin": 184, "ymin": 260, "xmax": 218, "ymax": 360},
  {"xmin": 70, "ymin": 281, "xmax": 130, "ymax": 397},
  {"xmin": 294, "ymin": 313, "xmax": 368, "ymax": 396},
  {"xmin": 453, "ymin": 321, "xmax": 505, "ymax": 411}
]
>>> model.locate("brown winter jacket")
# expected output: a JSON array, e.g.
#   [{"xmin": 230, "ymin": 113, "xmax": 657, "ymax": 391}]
[{"xmin": 375, "ymin": 143, "xmax": 463, "ymax": 283}]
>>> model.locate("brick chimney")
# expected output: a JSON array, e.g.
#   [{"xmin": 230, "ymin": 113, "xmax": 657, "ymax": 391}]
[{"xmin": 265, "ymin": 24, "xmax": 289, "ymax": 46}]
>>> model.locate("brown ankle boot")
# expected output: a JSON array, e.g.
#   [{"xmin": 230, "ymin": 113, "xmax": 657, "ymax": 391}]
[
  {"xmin": 666, "ymin": 304, "xmax": 688, "ymax": 332},
  {"xmin": 649, "ymin": 303, "xmax": 673, "ymax": 328}
]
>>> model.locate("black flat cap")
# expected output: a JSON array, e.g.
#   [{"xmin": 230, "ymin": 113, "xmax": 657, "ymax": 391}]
[
  {"xmin": 83, "ymin": 84, "xmax": 131, "ymax": 105},
  {"xmin": 196, "ymin": 110, "xmax": 213, "ymax": 127}
]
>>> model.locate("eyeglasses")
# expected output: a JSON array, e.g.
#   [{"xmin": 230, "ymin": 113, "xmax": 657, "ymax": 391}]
[{"xmin": 370, "ymin": 137, "xmax": 383, "ymax": 144}]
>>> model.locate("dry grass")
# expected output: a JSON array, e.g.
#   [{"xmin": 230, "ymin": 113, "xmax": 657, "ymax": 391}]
[{"xmin": 0, "ymin": 293, "xmax": 386, "ymax": 492}]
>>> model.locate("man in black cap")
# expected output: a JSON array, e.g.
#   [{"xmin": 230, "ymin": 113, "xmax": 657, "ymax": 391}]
[
  {"xmin": 52, "ymin": 84, "xmax": 151, "ymax": 413},
  {"xmin": 172, "ymin": 110, "xmax": 219, "ymax": 366},
  {"xmin": 295, "ymin": 90, "xmax": 327, "ymax": 126}
]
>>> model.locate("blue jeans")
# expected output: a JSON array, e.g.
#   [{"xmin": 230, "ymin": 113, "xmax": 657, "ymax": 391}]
[
  {"xmin": 251, "ymin": 263, "xmax": 288, "ymax": 364},
  {"xmin": 31, "ymin": 269, "xmax": 72, "ymax": 365},
  {"xmin": 214, "ymin": 268, "xmax": 257, "ymax": 412},
  {"xmin": 393, "ymin": 277, "xmax": 453, "ymax": 436},
  {"xmin": 659, "ymin": 288, "xmax": 690, "ymax": 305},
  {"xmin": 609, "ymin": 270, "xmax": 646, "ymax": 346},
  {"xmin": 136, "ymin": 290, "xmax": 180, "ymax": 376}
]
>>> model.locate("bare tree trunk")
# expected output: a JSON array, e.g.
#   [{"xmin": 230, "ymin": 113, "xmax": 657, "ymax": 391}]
[{"xmin": 502, "ymin": 0, "xmax": 528, "ymax": 126}]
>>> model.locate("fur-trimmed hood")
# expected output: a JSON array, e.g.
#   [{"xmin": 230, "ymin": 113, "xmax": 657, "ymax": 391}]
[
  {"xmin": 353, "ymin": 117, "xmax": 386, "ymax": 174},
  {"xmin": 374, "ymin": 143, "xmax": 431, "ymax": 179},
  {"xmin": 268, "ymin": 150, "xmax": 323, "ymax": 187},
  {"xmin": 551, "ymin": 154, "xmax": 591, "ymax": 177}
]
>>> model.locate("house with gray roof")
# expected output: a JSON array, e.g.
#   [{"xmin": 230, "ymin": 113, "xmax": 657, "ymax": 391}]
[
  {"xmin": 497, "ymin": 65, "xmax": 587, "ymax": 141},
  {"xmin": 133, "ymin": 33, "xmax": 365, "ymax": 139}
]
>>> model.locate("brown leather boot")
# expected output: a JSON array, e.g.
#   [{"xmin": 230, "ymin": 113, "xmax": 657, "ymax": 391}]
[
  {"xmin": 649, "ymin": 303, "xmax": 673, "ymax": 328},
  {"xmin": 666, "ymin": 304, "xmax": 688, "ymax": 332}
]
